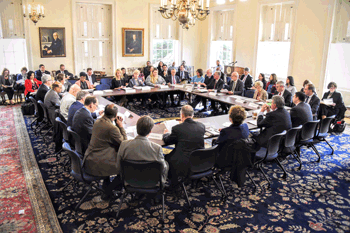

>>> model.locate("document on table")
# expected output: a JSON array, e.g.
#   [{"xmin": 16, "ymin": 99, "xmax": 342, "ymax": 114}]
[
  {"xmin": 148, "ymin": 133, "xmax": 163, "ymax": 140},
  {"xmin": 222, "ymin": 122, "xmax": 231, "ymax": 127},
  {"xmin": 163, "ymin": 120, "xmax": 179, "ymax": 133},
  {"xmin": 205, "ymin": 126, "xmax": 220, "ymax": 137},
  {"xmin": 246, "ymin": 119, "xmax": 257, "ymax": 126},
  {"xmin": 103, "ymin": 90, "xmax": 113, "ymax": 92},
  {"xmin": 93, "ymin": 91, "xmax": 103, "ymax": 95},
  {"xmin": 126, "ymin": 125, "xmax": 136, "ymax": 134},
  {"xmin": 141, "ymin": 86, "xmax": 151, "ymax": 91},
  {"xmin": 159, "ymin": 85, "xmax": 169, "ymax": 89}
]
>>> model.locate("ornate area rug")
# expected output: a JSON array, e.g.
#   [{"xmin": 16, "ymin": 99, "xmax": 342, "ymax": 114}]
[
  {"xmin": 0, "ymin": 106, "xmax": 62, "ymax": 233},
  {"xmin": 22, "ymin": 102, "xmax": 350, "ymax": 233}
]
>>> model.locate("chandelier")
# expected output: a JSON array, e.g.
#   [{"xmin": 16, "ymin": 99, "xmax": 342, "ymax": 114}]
[
  {"xmin": 159, "ymin": 0, "xmax": 210, "ymax": 30},
  {"xmin": 23, "ymin": 1, "xmax": 45, "ymax": 25}
]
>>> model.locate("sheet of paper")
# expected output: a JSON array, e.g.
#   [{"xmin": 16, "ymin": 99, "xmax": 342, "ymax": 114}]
[
  {"xmin": 246, "ymin": 119, "xmax": 257, "ymax": 126},
  {"xmin": 322, "ymin": 98, "xmax": 334, "ymax": 105},
  {"xmin": 103, "ymin": 90, "xmax": 113, "ymax": 92},
  {"xmin": 126, "ymin": 126, "xmax": 136, "ymax": 134},
  {"xmin": 248, "ymin": 102, "xmax": 259, "ymax": 109},
  {"xmin": 209, "ymin": 92, "xmax": 217, "ymax": 96},
  {"xmin": 163, "ymin": 120, "xmax": 179, "ymax": 133},
  {"xmin": 124, "ymin": 111, "xmax": 131, "ymax": 118},
  {"xmin": 235, "ymin": 99, "xmax": 245, "ymax": 105},
  {"xmin": 141, "ymin": 86, "xmax": 151, "ymax": 91},
  {"xmin": 93, "ymin": 91, "xmax": 103, "ymax": 95},
  {"xmin": 133, "ymin": 86, "xmax": 142, "ymax": 89},
  {"xmin": 159, "ymin": 85, "xmax": 169, "ymax": 89},
  {"xmin": 222, "ymin": 122, "xmax": 231, "ymax": 127},
  {"xmin": 148, "ymin": 133, "xmax": 163, "ymax": 140}
]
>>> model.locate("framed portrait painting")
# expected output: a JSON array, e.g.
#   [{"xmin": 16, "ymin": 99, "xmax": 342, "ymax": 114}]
[
  {"xmin": 122, "ymin": 28, "xmax": 144, "ymax": 57},
  {"xmin": 39, "ymin": 27, "xmax": 66, "ymax": 58}
]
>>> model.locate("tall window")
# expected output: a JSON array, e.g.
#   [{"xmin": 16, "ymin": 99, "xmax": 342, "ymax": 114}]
[
  {"xmin": 256, "ymin": 3, "xmax": 294, "ymax": 80},
  {"xmin": 0, "ymin": 39, "xmax": 28, "ymax": 74},
  {"xmin": 210, "ymin": 10, "xmax": 234, "ymax": 67},
  {"xmin": 150, "ymin": 6, "xmax": 179, "ymax": 66}
]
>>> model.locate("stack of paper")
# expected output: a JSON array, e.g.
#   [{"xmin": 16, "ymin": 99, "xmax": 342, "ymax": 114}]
[
  {"xmin": 93, "ymin": 91, "xmax": 103, "ymax": 95},
  {"xmin": 122, "ymin": 87, "xmax": 136, "ymax": 93},
  {"xmin": 148, "ymin": 133, "xmax": 163, "ymax": 140},
  {"xmin": 159, "ymin": 85, "xmax": 169, "ymax": 89},
  {"xmin": 246, "ymin": 119, "xmax": 257, "ymax": 126},
  {"xmin": 103, "ymin": 90, "xmax": 113, "ymax": 93},
  {"xmin": 222, "ymin": 122, "xmax": 231, "ymax": 127},
  {"xmin": 133, "ymin": 86, "xmax": 142, "ymax": 89},
  {"xmin": 141, "ymin": 86, "xmax": 151, "ymax": 91},
  {"xmin": 163, "ymin": 120, "xmax": 179, "ymax": 133},
  {"xmin": 321, "ymin": 98, "xmax": 334, "ymax": 106}
]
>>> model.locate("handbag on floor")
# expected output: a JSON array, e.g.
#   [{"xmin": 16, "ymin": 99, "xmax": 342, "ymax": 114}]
[{"xmin": 21, "ymin": 102, "xmax": 35, "ymax": 115}]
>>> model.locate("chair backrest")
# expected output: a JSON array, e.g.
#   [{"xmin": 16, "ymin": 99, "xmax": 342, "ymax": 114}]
[
  {"xmin": 300, "ymin": 120, "xmax": 319, "ymax": 141},
  {"xmin": 285, "ymin": 125, "xmax": 302, "ymax": 148},
  {"xmin": 56, "ymin": 117, "xmax": 69, "ymax": 142},
  {"xmin": 37, "ymin": 100, "xmax": 48, "ymax": 120},
  {"xmin": 189, "ymin": 145, "xmax": 218, "ymax": 174},
  {"xmin": 67, "ymin": 126, "xmax": 83, "ymax": 156},
  {"xmin": 62, "ymin": 142, "xmax": 83, "ymax": 179},
  {"xmin": 29, "ymin": 96, "xmax": 39, "ymax": 115},
  {"xmin": 100, "ymin": 78, "xmax": 112, "ymax": 86},
  {"xmin": 265, "ymin": 131, "xmax": 286, "ymax": 160},
  {"xmin": 121, "ymin": 160, "xmax": 162, "ymax": 189},
  {"xmin": 318, "ymin": 116, "xmax": 335, "ymax": 135},
  {"xmin": 95, "ymin": 84, "xmax": 110, "ymax": 90}
]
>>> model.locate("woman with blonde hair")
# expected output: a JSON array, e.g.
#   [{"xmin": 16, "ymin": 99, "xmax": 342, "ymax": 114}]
[
  {"xmin": 110, "ymin": 69, "xmax": 127, "ymax": 106},
  {"xmin": 253, "ymin": 81, "xmax": 268, "ymax": 101},
  {"xmin": 145, "ymin": 69, "xmax": 166, "ymax": 108}
]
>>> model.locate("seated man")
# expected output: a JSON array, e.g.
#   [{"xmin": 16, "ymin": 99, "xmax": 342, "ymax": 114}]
[
  {"xmin": 274, "ymin": 81, "xmax": 292, "ymax": 107},
  {"xmin": 72, "ymin": 96, "xmax": 99, "ymax": 154},
  {"xmin": 36, "ymin": 74, "xmax": 53, "ymax": 102},
  {"xmin": 290, "ymin": 92, "xmax": 313, "ymax": 128},
  {"xmin": 55, "ymin": 64, "xmax": 73, "ymax": 78},
  {"xmin": 165, "ymin": 68, "xmax": 182, "ymax": 106},
  {"xmin": 57, "ymin": 73, "xmax": 72, "ymax": 93},
  {"xmin": 255, "ymin": 95, "xmax": 292, "ymax": 147},
  {"xmin": 44, "ymin": 81, "xmax": 62, "ymax": 125},
  {"xmin": 221, "ymin": 72, "xmax": 244, "ymax": 113},
  {"xmin": 200, "ymin": 69, "xmax": 213, "ymax": 88},
  {"xmin": 75, "ymin": 72, "xmax": 94, "ymax": 89},
  {"xmin": 35, "ymin": 64, "xmax": 51, "ymax": 81},
  {"xmin": 60, "ymin": 84, "xmax": 81, "ymax": 120},
  {"xmin": 163, "ymin": 105, "xmax": 205, "ymax": 187},
  {"xmin": 84, "ymin": 104, "xmax": 127, "ymax": 200},
  {"xmin": 117, "ymin": 115, "xmax": 168, "ymax": 184},
  {"xmin": 304, "ymin": 83, "xmax": 320, "ymax": 120},
  {"xmin": 240, "ymin": 67, "xmax": 253, "ymax": 90},
  {"xmin": 176, "ymin": 65, "xmax": 190, "ymax": 83},
  {"xmin": 86, "ymin": 68, "xmax": 97, "ymax": 85}
]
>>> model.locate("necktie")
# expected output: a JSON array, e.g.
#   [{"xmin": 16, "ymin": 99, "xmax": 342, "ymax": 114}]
[
  {"xmin": 279, "ymin": 92, "xmax": 282, "ymax": 96},
  {"xmin": 182, "ymin": 72, "xmax": 184, "ymax": 79},
  {"xmin": 232, "ymin": 81, "xmax": 236, "ymax": 92},
  {"xmin": 305, "ymin": 96, "xmax": 309, "ymax": 103},
  {"xmin": 214, "ymin": 81, "xmax": 217, "ymax": 89},
  {"xmin": 173, "ymin": 76, "xmax": 176, "ymax": 84}
]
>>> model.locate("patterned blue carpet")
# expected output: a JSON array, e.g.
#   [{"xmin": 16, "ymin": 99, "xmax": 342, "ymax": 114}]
[{"xmin": 23, "ymin": 104, "xmax": 350, "ymax": 232}]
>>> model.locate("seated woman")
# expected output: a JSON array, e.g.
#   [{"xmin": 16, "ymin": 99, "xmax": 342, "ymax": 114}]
[
  {"xmin": 0, "ymin": 68, "xmax": 15, "ymax": 105},
  {"xmin": 157, "ymin": 61, "xmax": 164, "ymax": 74},
  {"xmin": 145, "ymin": 69, "xmax": 166, "ymax": 108},
  {"xmin": 24, "ymin": 71, "xmax": 42, "ymax": 98},
  {"xmin": 111, "ymin": 69, "xmax": 127, "ymax": 106},
  {"xmin": 190, "ymin": 69, "xmax": 205, "ymax": 86},
  {"xmin": 319, "ymin": 82, "xmax": 346, "ymax": 120},
  {"xmin": 286, "ymin": 76, "xmax": 297, "ymax": 97},
  {"xmin": 14, "ymin": 67, "xmax": 27, "ymax": 92},
  {"xmin": 75, "ymin": 72, "xmax": 93, "ymax": 89},
  {"xmin": 300, "ymin": 79, "xmax": 312, "ymax": 93},
  {"xmin": 265, "ymin": 73, "xmax": 277, "ymax": 95},
  {"xmin": 255, "ymin": 73, "xmax": 267, "ymax": 90},
  {"xmin": 128, "ymin": 69, "xmax": 146, "ymax": 107},
  {"xmin": 214, "ymin": 105, "xmax": 249, "ymax": 168},
  {"xmin": 253, "ymin": 81, "xmax": 268, "ymax": 101}
]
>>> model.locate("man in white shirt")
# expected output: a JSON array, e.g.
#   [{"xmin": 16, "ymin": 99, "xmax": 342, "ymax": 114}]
[
  {"xmin": 240, "ymin": 67, "xmax": 253, "ymax": 90},
  {"xmin": 86, "ymin": 68, "xmax": 97, "ymax": 85},
  {"xmin": 60, "ymin": 84, "xmax": 81, "ymax": 120},
  {"xmin": 274, "ymin": 81, "xmax": 292, "ymax": 107},
  {"xmin": 304, "ymin": 83, "xmax": 320, "ymax": 119},
  {"xmin": 215, "ymin": 60, "xmax": 223, "ymax": 72}
]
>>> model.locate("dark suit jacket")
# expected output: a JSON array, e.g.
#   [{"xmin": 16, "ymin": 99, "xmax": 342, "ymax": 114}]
[
  {"xmin": 87, "ymin": 74, "xmax": 97, "ymax": 84},
  {"xmin": 55, "ymin": 70, "xmax": 73, "ymax": 78},
  {"xmin": 226, "ymin": 79, "xmax": 244, "ymax": 96},
  {"xmin": 35, "ymin": 84, "xmax": 50, "ymax": 102},
  {"xmin": 176, "ymin": 70, "xmax": 190, "ymax": 81},
  {"xmin": 72, "ymin": 107, "xmax": 94, "ymax": 154},
  {"xmin": 290, "ymin": 102, "xmax": 313, "ymax": 127},
  {"xmin": 67, "ymin": 101, "xmax": 97, "ymax": 127},
  {"xmin": 256, "ymin": 108, "xmax": 292, "ymax": 147},
  {"xmin": 274, "ymin": 89, "xmax": 293, "ymax": 107},
  {"xmin": 163, "ymin": 118, "xmax": 205, "ymax": 176},
  {"xmin": 322, "ymin": 91, "xmax": 344, "ymax": 110},
  {"xmin": 165, "ymin": 75, "xmax": 181, "ymax": 84},
  {"xmin": 44, "ymin": 89, "xmax": 61, "ymax": 125},
  {"xmin": 306, "ymin": 94, "xmax": 320, "ymax": 119},
  {"xmin": 240, "ymin": 74, "xmax": 253, "ymax": 89},
  {"xmin": 35, "ymin": 70, "xmax": 51, "ymax": 81},
  {"xmin": 207, "ymin": 78, "xmax": 225, "ymax": 91}
]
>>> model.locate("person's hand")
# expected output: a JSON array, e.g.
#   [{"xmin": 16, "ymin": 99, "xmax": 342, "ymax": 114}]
[
  {"xmin": 208, "ymin": 89, "xmax": 213, "ymax": 92},
  {"xmin": 261, "ymin": 104, "xmax": 268, "ymax": 112},
  {"xmin": 332, "ymin": 103, "xmax": 336, "ymax": 106},
  {"xmin": 257, "ymin": 96, "xmax": 261, "ymax": 101},
  {"xmin": 164, "ymin": 129, "xmax": 169, "ymax": 134},
  {"xmin": 191, "ymin": 82, "xmax": 194, "ymax": 84},
  {"xmin": 116, "ymin": 116, "xmax": 123, "ymax": 128},
  {"xmin": 130, "ymin": 48, "xmax": 134, "ymax": 52},
  {"xmin": 228, "ymin": 91, "xmax": 233, "ymax": 95},
  {"xmin": 219, "ymin": 128, "xmax": 222, "ymax": 132},
  {"xmin": 194, "ymin": 82, "xmax": 198, "ymax": 84},
  {"xmin": 202, "ymin": 83, "xmax": 206, "ymax": 87},
  {"xmin": 99, "ymin": 110, "xmax": 104, "ymax": 116},
  {"xmin": 154, "ymin": 85, "xmax": 158, "ymax": 87}
]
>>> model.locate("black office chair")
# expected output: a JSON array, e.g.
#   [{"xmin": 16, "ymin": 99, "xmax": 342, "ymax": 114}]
[
  {"xmin": 312, "ymin": 116, "xmax": 335, "ymax": 156},
  {"xmin": 254, "ymin": 131, "xmax": 286, "ymax": 187},
  {"xmin": 28, "ymin": 96, "xmax": 41, "ymax": 135},
  {"xmin": 67, "ymin": 126, "xmax": 83, "ymax": 157},
  {"xmin": 116, "ymin": 160, "xmax": 166, "ymax": 222},
  {"xmin": 295, "ymin": 120, "xmax": 320, "ymax": 163},
  {"xmin": 37, "ymin": 100, "xmax": 53, "ymax": 139},
  {"xmin": 180, "ymin": 145, "xmax": 226, "ymax": 207},
  {"xmin": 284, "ymin": 125, "xmax": 302, "ymax": 170},
  {"xmin": 62, "ymin": 142, "xmax": 107, "ymax": 210}
]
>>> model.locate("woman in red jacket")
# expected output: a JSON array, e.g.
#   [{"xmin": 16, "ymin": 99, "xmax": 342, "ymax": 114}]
[{"xmin": 25, "ymin": 71, "xmax": 42, "ymax": 97}]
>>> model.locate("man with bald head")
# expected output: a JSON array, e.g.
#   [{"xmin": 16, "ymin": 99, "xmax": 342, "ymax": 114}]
[
  {"xmin": 44, "ymin": 81, "xmax": 62, "ymax": 125},
  {"xmin": 225, "ymin": 72, "xmax": 244, "ymax": 96},
  {"xmin": 60, "ymin": 84, "xmax": 81, "ymax": 120},
  {"xmin": 163, "ymin": 105, "xmax": 206, "ymax": 188},
  {"xmin": 47, "ymin": 32, "xmax": 62, "ymax": 55}
]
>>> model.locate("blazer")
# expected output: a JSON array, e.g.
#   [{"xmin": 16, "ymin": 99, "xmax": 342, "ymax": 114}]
[
  {"xmin": 55, "ymin": 70, "xmax": 73, "ymax": 78},
  {"xmin": 290, "ymin": 102, "xmax": 313, "ymax": 128},
  {"xmin": 322, "ymin": 91, "xmax": 344, "ymax": 110},
  {"xmin": 24, "ymin": 79, "xmax": 42, "ymax": 96},
  {"xmin": 163, "ymin": 118, "xmax": 205, "ymax": 177},
  {"xmin": 44, "ymin": 89, "xmax": 61, "ymax": 125},
  {"xmin": 201, "ymin": 75, "xmax": 213, "ymax": 87},
  {"xmin": 274, "ymin": 89, "xmax": 293, "ymax": 107},
  {"xmin": 225, "ymin": 79, "xmax": 244, "ymax": 96},
  {"xmin": 256, "ymin": 107, "xmax": 292, "ymax": 147},
  {"xmin": 67, "ymin": 101, "xmax": 98, "ymax": 127},
  {"xmin": 62, "ymin": 80, "xmax": 72, "ymax": 92},
  {"xmin": 207, "ymin": 78, "xmax": 225, "ymax": 91},
  {"xmin": 253, "ymin": 89, "xmax": 268, "ymax": 101},
  {"xmin": 165, "ymin": 75, "xmax": 181, "ymax": 84},
  {"xmin": 35, "ymin": 70, "xmax": 51, "ymax": 81},
  {"xmin": 145, "ymin": 76, "xmax": 166, "ymax": 87},
  {"xmin": 72, "ymin": 107, "xmax": 94, "ymax": 155},
  {"xmin": 240, "ymin": 74, "xmax": 253, "ymax": 90},
  {"xmin": 87, "ymin": 74, "xmax": 97, "ymax": 84},
  {"xmin": 83, "ymin": 116, "xmax": 127, "ymax": 177},
  {"xmin": 111, "ymin": 78, "xmax": 126, "ymax": 89},
  {"xmin": 35, "ymin": 84, "xmax": 50, "ymax": 102},
  {"xmin": 116, "ymin": 135, "xmax": 169, "ymax": 184},
  {"xmin": 0, "ymin": 75, "xmax": 15, "ymax": 88},
  {"xmin": 306, "ymin": 94, "xmax": 320, "ymax": 119},
  {"xmin": 128, "ymin": 77, "xmax": 145, "ymax": 87},
  {"xmin": 176, "ymin": 70, "xmax": 190, "ymax": 81},
  {"xmin": 75, "ymin": 80, "xmax": 93, "ymax": 89}
]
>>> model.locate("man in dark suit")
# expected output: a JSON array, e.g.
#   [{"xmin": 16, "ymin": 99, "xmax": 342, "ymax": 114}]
[
  {"xmin": 274, "ymin": 81, "xmax": 293, "ymax": 107},
  {"xmin": 290, "ymin": 92, "xmax": 313, "ymax": 127},
  {"xmin": 86, "ymin": 68, "xmax": 97, "ymax": 85},
  {"xmin": 55, "ymin": 64, "xmax": 73, "ymax": 78},
  {"xmin": 35, "ymin": 64, "xmax": 51, "ymax": 81},
  {"xmin": 47, "ymin": 32, "xmax": 62, "ymax": 55},
  {"xmin": 207, "ymin": 71, "xmax": 225, "ymax": 115},
  {"xmin": 200, "ymin": 69, "xmax": 213, "ymax": 88},
  {"xmin": 72, "ymin": 96, "xmax": 99, "ymax": 155},
  {"xmin": 176, "ymin": 65, "xmax": 190, "ymax": 83},
  {"xmin": 143, "ymin": 61, "xmax": 152, "ymax": 79},
  {"xmin": 304, "ymin": 84, "xmax": 320, "ymax": 120},
  {"xmin": 163, "ymin": 105, "xmax": 205, "ymax": 188},
  {"xmin": 255, "ymin": 95, "xmax": 292, "ymax": 147},
  {"xmin": 221, "ymin": 72, "xmax": 244, "ymax": 113},
  {"xmin": 36, "ymin": 75, "xmax": 52, "ymax": 102},
  {"xmin": 44, "ymin": 81, "xmax": 62, "ymax": 125},
  {"xmin": 165, "ymin": 68, "xmax": 182, "ymax": 106},
  {"xmin": 240, "ymin": 67, "xmax": 253, "ymax": 90}
]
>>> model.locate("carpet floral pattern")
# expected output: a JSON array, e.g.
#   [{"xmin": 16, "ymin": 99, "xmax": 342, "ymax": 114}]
[{"xmin": 21, "ymin": 100, "xmax": 350, "ymax": 232}]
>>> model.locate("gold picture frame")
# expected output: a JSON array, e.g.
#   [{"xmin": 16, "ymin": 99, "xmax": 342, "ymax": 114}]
[
  {"xmin": 39, "ymin": 27, "xmax": 66, "ymax": 58},
  {"xmin": 122, "ymin": 28, "xmax": 144, "ymax": 57}
]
